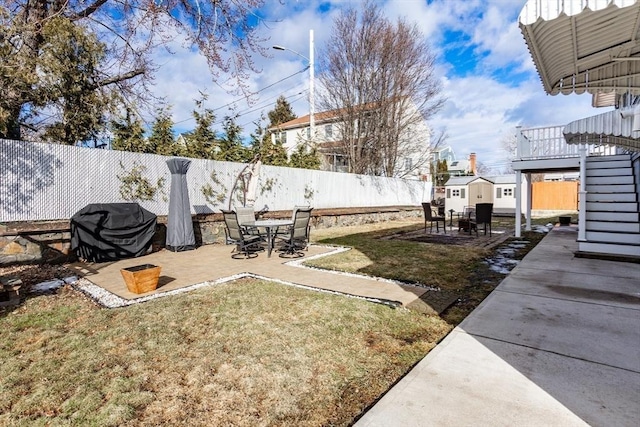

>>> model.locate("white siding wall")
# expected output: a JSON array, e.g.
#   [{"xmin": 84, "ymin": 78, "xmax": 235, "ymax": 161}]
[
  {"xmin": 444, "ymin": 177, "xmax": 529, "ymax": 214},
  {"xmin": 444, "ymin": 185, "xmax": 470, "ymax": 213},
  {"xmin": 494, "ymin": 184, "xmax": 518, "ymax": 211},
  {"xmin": 1, "ymin": 139, "xmax": 431, "ymax": 222}
]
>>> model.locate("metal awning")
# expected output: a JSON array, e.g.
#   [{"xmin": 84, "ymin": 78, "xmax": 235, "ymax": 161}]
[
  {"xmin": 519, "ymin": 0, "xmax": 640, "ymax": 99},
  {"xmin": 563, "ymin": 109, "xmax": 640, "ymax": 151}
]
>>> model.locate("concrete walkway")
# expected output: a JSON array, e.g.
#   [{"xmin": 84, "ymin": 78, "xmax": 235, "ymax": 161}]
[{"xmin": 355, "ymin": 226, "xmax": 640, "ymax": 427}]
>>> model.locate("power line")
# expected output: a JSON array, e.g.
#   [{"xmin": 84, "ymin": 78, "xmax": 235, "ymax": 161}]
[{"xmin": 173, "ymin": 67, "xmax": 309, "ymax": 125}]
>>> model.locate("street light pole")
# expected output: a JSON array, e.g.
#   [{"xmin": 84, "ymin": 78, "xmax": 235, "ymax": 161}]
[
  {"xmin": 273, "ymin": 29, "xmax": 315, "ymax": 143},
  {"xmin": 308, "ymin": 29, "xmax": 314, "ymax": 143}
]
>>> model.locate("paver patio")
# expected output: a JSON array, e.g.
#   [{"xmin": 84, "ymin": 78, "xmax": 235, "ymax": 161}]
[{"xmin": 67, "ymin": 243, "xmax": 449, "ymax": 313}]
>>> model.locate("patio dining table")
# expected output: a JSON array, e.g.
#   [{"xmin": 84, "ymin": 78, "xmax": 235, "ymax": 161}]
[{"xmin": 251, "ymin": 219, "xmax": 293, "ymax": 257}]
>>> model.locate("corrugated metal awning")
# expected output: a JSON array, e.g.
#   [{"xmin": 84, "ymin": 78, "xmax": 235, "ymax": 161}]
[
  {"xmin": 563, "ymin": 109, "xmax": 640, "ymax": 150},
  {"xmin": 519, "ymin": 0, "xmax": 640, "ymax": 97}
]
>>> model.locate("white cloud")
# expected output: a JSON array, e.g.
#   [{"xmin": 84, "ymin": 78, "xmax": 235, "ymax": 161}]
[{"xmin": 143, "ymin": 0, "xmax": 606, "ymax": 176}]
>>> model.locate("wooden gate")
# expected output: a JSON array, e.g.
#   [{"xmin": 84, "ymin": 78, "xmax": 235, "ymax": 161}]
[{"xmin": 532, "ymin": 181, "xmax": 579, "ymax": 210}]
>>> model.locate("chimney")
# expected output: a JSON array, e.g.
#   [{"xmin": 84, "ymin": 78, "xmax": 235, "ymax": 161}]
[{"xmin": 469, "ymin": 152, "xmax": 477, "ymax": 176}]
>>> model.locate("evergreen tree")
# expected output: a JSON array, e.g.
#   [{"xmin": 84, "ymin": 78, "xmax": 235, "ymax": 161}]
[
  {"xmin": 1, "ymin": 1, "xmax": 269, "ymax": 142},
  {"xmin": 111, "ymin": 107, "xmax": 146, "ymax": 152},
  {"xmin": 268, "ymin": 95, "xmax": 297, "ymax": 125},
  {"xmin": 435, "ymin": 159, "xmax": 449, "ymax": 186},
  {"xmin": 148, "ymin": 107, "xmax": 176, "ymax": 155},
  {"xmin": 183, "ymin": 95, "xmax": 217, "ymax": 159},
  {"xmin": 250, "ymin": 95, "xmax": 296, "ymax": 166},
  {"xmin": 289, "ymin": 141, "xmax": 321, "ymax": 170},
  {"xmin": 39, "ymin": 18, "xmax": 114, "ymax": 145},
  {"xmin": 218, "ymin": 115, "xmax": 250, "ymax": 162}
]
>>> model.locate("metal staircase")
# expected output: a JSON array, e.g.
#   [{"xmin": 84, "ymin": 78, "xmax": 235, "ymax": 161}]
[{"xmin": 580, "ymin": 154, "xmax": 640, "ymax": 257}]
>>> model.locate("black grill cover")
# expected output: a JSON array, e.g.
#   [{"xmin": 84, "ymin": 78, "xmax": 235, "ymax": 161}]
[{"xmin": 71, "ymin": 203, "xmax": 157, "ymax": 262}]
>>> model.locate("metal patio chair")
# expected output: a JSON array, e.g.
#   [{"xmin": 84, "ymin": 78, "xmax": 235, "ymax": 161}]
[
  {"xmin": 277, "ymin": 207, "xmax": 313, "ymax": 258},
  {"xmin": 222, "ymin": 210, "xmax": 263, "ymax": 259}
]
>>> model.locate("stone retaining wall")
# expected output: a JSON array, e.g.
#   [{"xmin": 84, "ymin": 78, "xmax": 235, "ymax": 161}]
[{"xmin": 1, "ymin": 206, "xmax": 422, "ymax": 266}]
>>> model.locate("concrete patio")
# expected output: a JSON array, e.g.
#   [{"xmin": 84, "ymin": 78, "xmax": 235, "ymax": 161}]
[{"xmin": 356, "ymin": 226, "xmax": 640, "ymax": 426}]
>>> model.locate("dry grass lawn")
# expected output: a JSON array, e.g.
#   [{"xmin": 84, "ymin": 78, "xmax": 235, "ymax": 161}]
[
  {"xmin": 0, "ymin": 279, "xmax": 451, "ymax": 426},
  {"xmin": 0, "ymin": 217, "xmax": 547, "ymax": 426}
]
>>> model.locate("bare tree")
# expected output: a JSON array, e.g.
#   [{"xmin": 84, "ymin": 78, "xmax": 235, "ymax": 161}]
[
  {"xmin": 0, "ymin": 0, "xmax": 268, "ymax": 143},
  {"xmin": 500, "ymin": 129, "xmax": 518, "ymax": 174},
  {"xmin": 317, "ymin": 1, "xmax": 444, "ymax": 177}
]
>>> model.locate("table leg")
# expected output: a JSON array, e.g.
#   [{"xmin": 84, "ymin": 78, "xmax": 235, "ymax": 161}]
[{"xmin": 266, "ymin": 227, "xmax": 273, "ymax": 257}]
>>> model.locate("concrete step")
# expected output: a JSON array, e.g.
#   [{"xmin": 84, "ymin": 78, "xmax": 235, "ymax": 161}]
[
  {"xmin": 586, "ymin": 201, "xmax": 639, "ymax": 212},
  {"xmin": 586, "ymin": 175, "xmax": 635, "ymax": 185},
  {"xmin": 586, "ymin": 167, "xmax": 633, "ymax": 177},
  {"xmin": 586, "ymin": 211, "xmax": 640, "ymax": 222},
  {"xmin": 584, "ymin": 231, "xmax": 640, "ymax": 245},
  {"xmin": 578, "ymin": 241, "xmax": 640, "ymax": 257},
  {"xmin": 586, "ymin": 154, "xmax": 631, "ymax": 162},
  {"xmin": 585, "ymin": 192, "xmax": 637, "ymax": 202},
  {"xmin": 586, "ymin": 183, "xmax": 636, "ymax": 193},
  {"xmin": 586, "ymin": 220, "xmax": 640, "ymax": 233},
  {"xmin": 585, "ymin": 160, "xmax": 632, "ymax": 169}
]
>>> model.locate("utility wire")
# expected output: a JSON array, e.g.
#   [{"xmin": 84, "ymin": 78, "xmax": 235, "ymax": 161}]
[{"xmin": 173, "ymin": 67, "xmax": 309, "ymax": 125}]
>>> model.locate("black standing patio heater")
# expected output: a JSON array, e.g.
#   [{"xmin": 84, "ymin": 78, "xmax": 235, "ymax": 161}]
[{"xmin": 166, "ymin": 158, "xmax": 195, "ymax": 252}]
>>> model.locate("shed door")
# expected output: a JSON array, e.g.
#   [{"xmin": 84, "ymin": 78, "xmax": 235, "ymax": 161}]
[{"xmin": 468, "ymin": 182, "xmax": 493, "ymax": 206}]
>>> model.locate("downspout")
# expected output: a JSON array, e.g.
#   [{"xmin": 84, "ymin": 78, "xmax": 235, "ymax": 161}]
[{"xmin": 578, "ymin": 144, "xmax": 587, "ymax": 242}]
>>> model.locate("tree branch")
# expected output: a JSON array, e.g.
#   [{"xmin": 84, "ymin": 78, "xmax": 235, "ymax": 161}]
[
  {"xmin": 68, "ymin": 0, "xmax": 109, "ymax": 20},
  {"xmin": 94, "ymin": 68, "xmax": 146, "ymax": 89}
]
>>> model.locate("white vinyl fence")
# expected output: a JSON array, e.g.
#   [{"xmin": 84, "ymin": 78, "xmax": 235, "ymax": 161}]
[{"xmin": 1, "ymin": 139, "xmax": 431, "ymax": 222}]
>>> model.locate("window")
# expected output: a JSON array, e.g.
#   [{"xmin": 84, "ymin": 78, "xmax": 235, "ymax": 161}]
[
  {"xmin": 452, "ymin": 189, "xmax": 460, "ymax": 197},
  {"xmin": 496, "ymin": 187, "xmax": 502, "ymax": 198},
  {"xmin": 306, "ymin": 127, "xmax": 311, "ymax": 139},
  {"xmin": 275, "ymin": 132, "xmax": 287, "ymax": 145},
  {"xmin": 404, "ymin": 157, "xmax": 412, "ymax": 171},
  {"xmin": 325, "ymin": 124, "xmax": 332, "ymax": 138},
  {"xmin": 504, "ymin": 188, "xmax": 513, "ymax": 197}
]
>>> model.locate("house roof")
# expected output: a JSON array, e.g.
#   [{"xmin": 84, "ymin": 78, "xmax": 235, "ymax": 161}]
[
  {"xmin": 489, "ymin": 175, "xmax": 517, "ymax": 184},
  {"xmin": 448, "ymin": 159, "xmax": 470, "ymax": 172},
  {"xmin": 270, "ymin": 110, "xmax": 338, "ymax": 131},
  {"xmin": 445, "ymin": 176, "xmax": 492, "ymax": 186},
  {"xmin": 519, "ymin": 0, "xmax": 640, "ymax": 98},
  {"xmin": 444, "ymin": 175, "xmax": 517, "ymax": 186},
  {"xmin": 268, "ymin": 97, "xmax": 415, "ymax": 132}
]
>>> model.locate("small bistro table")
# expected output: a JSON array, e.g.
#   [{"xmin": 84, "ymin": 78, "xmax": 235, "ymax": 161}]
[{"xmin": 251, "ymin": 219, "xmax": 294, "ymax": 257}]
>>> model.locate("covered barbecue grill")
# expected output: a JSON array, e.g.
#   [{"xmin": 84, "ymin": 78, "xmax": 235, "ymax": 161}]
[{"xmin": 71, "ymin": 203, "xmax": 157, "ymax": 262}]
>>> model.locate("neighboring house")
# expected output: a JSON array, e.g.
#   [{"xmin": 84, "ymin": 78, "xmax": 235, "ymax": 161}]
[
  {"xmin": 516, "ymin": 0, "xmax": 640, "ymax": 257},
  {"xmin": 269, "ymin": 99, "xmax": 432, "ymax": 179},
  {"xmin": 444, "ymin": 175, "xmax": 527, "ymax": 216},
  {"xmin": 448, "ymin": 153, "xmax": 478, "ymax": 177},
  {"xmin": 429, "ymin": 145, "xmax": 457, "ymax": 181}
]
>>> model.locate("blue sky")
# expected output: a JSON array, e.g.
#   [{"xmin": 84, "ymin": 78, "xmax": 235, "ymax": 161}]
[{"xmin": 149, "ymin": 0, "xmax": 605, "ymax": 174}]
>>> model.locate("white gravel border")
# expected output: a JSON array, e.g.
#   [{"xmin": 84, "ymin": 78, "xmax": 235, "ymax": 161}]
[{"xmin": 71, "ymin": 245, "xmax": 435, "ymax": 309}]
